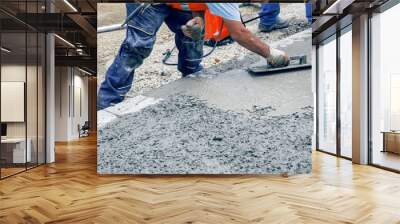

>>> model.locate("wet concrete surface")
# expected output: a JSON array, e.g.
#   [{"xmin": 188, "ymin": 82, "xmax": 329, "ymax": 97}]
[
  {"xmin": 147, "ymin": 30, "xmax": 312, "ymax": 116},
  {"xmin": 98, "ymin": 30, "xmax": 313, "ymax": 174}
]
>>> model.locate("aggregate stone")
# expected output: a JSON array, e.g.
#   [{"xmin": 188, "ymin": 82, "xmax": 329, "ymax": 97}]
[{"xmin": 98, "ymin": 94, "xmax": 312, "ymax": 175}]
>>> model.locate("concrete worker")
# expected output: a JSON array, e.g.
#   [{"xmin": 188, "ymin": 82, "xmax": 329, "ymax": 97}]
[
  {"xmin": 258, "ymin": 3, "xmax": 312, "ymax": 32},
  {"xmin": 97, "ymin": 3, "xmax": 289, "ymax": 110}
]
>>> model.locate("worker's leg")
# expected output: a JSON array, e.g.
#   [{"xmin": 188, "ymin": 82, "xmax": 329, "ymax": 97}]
[
  {"xmin": 97, "ymin": 4, "xmax": 169, "ymax": 110},
  {"xmin": 259, "ymin": 3, "xmax": 280, "ymax": 26},
  {"xmin": 164, "ymin": 9, "xmax": 203, "ymax": 76},
  {"xmin": 305, "ymin": 2, "xmax": 312, "ymax": 24},
  {"xmin": 259, "ymin": 3, "xmax": 289, "ymax": 32}
]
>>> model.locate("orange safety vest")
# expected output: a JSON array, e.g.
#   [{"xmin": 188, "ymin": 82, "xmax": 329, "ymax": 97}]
[{"xmin": 167, "ymin": 3, "xmax": 230, "ymax": 42}]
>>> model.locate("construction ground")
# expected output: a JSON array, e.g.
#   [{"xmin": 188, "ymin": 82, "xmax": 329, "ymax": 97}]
[{"xmin": 97, "ymin": 3, "xmax": 314, "ymax": 174}]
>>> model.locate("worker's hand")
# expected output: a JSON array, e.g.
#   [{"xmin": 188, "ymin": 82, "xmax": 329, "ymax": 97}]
[
  {"xmin": 266, "ymin": 48, "xmax": 290, "ymax": 68},
  {"xmin": 181, "ymin": 16, "xmax": 204, "ymax": 41}
]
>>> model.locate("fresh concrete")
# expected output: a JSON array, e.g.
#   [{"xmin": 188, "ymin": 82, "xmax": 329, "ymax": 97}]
[
  {"xmin": 98, "ymin": 94, "xmax": 312, "ymax": 174},
  {"xmin": 148, "ymin": 30, "xmax": 312, "ymax": 116}
]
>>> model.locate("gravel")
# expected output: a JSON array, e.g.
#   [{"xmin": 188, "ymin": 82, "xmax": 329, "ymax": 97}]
[{"xmin": 98, "ymin": 94, "xmax": 313, "ymax": 175}]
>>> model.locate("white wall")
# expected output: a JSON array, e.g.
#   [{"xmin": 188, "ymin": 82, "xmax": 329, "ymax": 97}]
[
  {"xmin": 54, "ymin": 67, "xmax": 89, "ymax": 141},
  {"xmin": 1, "ymin": 63, "xmax": 47, "ymax": 164},
  {"xmin": 1, "ymin": 82, "xmax": 25, "ymax": 122},
  {"xmin": 55, "ymin": 66, "xmax": 69, "ymax": 141},
  {"xmin": 72, "ymin": 73, "xmax": 89, "ymax": 137},
  {"xmin": 1, "ymin": 65, "xmax": 31, "ymax": 138},
  {"xmin": 1, "ymin": 65, "xmax": 26, "ymax": 131}
]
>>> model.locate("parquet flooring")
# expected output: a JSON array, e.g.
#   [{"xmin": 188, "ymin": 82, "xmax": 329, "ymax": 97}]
[{"xmin": 1, "ymin": 135, "xmax": 400, "ymax": 223}]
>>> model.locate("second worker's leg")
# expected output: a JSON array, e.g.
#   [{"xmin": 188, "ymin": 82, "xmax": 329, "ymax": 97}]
[
  {"xmin": 259, "ymin": 3, "xmax": 289, "ymax": 32},
  {"xmin": 305, "ymin": 2, "xmax": 312, "ymax": 24}
]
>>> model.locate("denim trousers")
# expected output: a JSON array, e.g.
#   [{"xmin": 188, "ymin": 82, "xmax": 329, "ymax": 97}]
[
  {"xmin": 259, "ymin": 3, "xmax": 312, "ymax": 26},
  {"xmin": 98, "ymin": 3, "xmax": 203, "ymax": 110}
]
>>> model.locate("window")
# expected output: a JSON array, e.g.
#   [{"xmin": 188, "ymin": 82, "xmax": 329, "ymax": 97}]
[
  {"xmin": 339, "ymin": 27, "xmax": 352, "ymax": 158},
  {"xmin": 370, "ymin": 3, "xmax": 400, "ymax": 171},
  {"xmin": 318, "ymin": 36, "xmax": 337, "ymax": 154}
]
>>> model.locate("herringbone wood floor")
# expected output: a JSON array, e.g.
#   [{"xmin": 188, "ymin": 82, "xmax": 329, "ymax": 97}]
[{"xmin": 1, "ymin": 135, "xmax": 400, "ymax": 224}]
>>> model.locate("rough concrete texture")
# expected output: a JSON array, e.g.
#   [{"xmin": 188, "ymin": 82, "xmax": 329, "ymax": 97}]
[
  {"xmin": 97, "ymin": 4, "xmax": 313, "ymax": 174},
  {"xmin": 97, "ymin": 3, "xmax": 311, "ymax": 96},
  {"xmin": 98, "ymin": 94, "xmax": 312, "ymax": 174}
]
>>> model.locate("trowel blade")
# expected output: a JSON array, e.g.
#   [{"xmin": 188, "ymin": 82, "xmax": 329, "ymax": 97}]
[{"xmin": 248, "ymin": 63, "xmax": 311, "ymax": 75}]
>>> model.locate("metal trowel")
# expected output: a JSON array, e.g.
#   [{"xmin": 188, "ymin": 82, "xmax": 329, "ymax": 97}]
[{"xmin": 247, "ymin": 55, "xmax": 311, "ymax": 75}]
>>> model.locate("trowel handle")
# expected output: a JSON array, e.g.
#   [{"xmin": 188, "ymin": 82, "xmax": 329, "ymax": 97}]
[{"xmin": 289, "ymin": 55, "xmax": 307, "ymax": 65}]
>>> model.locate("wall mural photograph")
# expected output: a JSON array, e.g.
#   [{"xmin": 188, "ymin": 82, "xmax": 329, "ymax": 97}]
[
  {"xmin": 97, "ymin": 2, "xmax": 313, "ymax": 175},
  {"xmin": 1, "ymin": 1, "xmax": 400, "ymax": 223}
]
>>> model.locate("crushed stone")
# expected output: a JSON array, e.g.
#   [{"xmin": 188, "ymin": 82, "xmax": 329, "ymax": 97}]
[{"xmin": 98, "ymin": 94, "xmax": 313, "ymax": 174}]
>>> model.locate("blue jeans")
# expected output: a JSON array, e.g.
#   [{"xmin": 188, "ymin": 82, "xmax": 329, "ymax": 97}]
[
  {"xmin": 259, "ymin": 3, "xmax": 312, "ymax": 26},
  {"xmin": 98, "ymin": 4, "xmax": 203, "ymax": 110},
  {"xmin": 305, "ymin": 2, "xmax": 312, "ymax": 24}
]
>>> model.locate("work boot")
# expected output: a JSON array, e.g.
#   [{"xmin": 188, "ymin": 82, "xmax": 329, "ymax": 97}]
[{"xmin": 259, "ymin": 17, "xmax": 289, "ymax": 32}]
